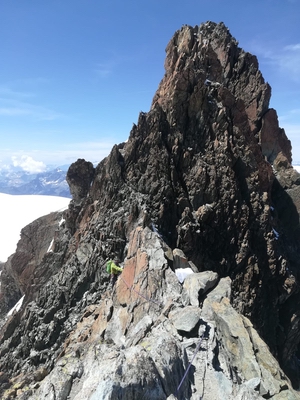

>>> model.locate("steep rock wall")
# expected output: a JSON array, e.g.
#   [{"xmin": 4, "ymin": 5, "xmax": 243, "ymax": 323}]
[{"xmin": 1, "ymin": 21, "xmax": 300, "ymax": 399}]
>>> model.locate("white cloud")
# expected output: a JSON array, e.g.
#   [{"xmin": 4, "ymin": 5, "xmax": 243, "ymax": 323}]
[
  {"xmin": 0, "ymin": 85, "xmax": 62, "ymax": 121},
  {"xmin": 46, "ymin": 140, "xmax": 115, "ymax": 165},
  {"xmin": 278, "ymin": 108, "xmax": 300, "ymax": 122},
  {"xmin": 278, "ymin": 123, "xmax": 300, "ymax": 164},
  {"xmin": 290, "ymin": 108, "xmax": 300, "ymax": 115},
  {"xmin": 94, "ymin": 64, "xmax": 112, "ymax": 78},
  {"xmin": 0, "ymin": 139, "xmax": 115, "ymax": 168},
  {"xmin": 250, "ymin": 41, "xmax": 300, "ymax": 82},
  {"xmin": 0, "ymin": 107, "xmax": 32, "ymax": 116},
  {"xmin": 12, "ymin": 155, "xmax": 47, "ymax": 173},
  {"xmin": 279, "ymin": 45, "xmax": 300, "ymax": 80},
  {"xmin": 282, "ymin": 123, "xmax": 300, "ymax": 140},
  {"xmin": 0, "ymin": 86, "xmax": 34, "ymax": 99},
  {"xmin": 93, "ymin": 51, "xmax": 122, "ymax": 79},
  {"xmin": 0, "ymin": 101, "xmax": 62, "ymax": 121},
  {"xmin": 284, "ymin": 43, "xmax": 300, "ymax": 51}
]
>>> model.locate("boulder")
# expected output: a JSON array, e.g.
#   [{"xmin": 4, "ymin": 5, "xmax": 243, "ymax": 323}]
[
  {"xmin": 1, "ymin": 21, "xmax": 300, "ymax": 399},
  {"xmin": 169, "ymin": 306, "xmax": 201, "ymax": 333},
  {"xmin": 183, "ymin": 271, "xmax": 219, "ymax": 305}
]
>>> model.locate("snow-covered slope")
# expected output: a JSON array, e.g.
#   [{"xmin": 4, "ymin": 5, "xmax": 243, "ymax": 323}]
[
  {"xmin": 294, "ymin": 165, "xmax": 300, "ymax": 173},
  {"xmin": 0, "ymin": 194, "xmax": 70, "ymax": 262}
]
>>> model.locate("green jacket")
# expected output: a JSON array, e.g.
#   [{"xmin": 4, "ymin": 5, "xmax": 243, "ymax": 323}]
[{"xmin": 109, "ymin": 261, "xmax": 123, "ymax": 275}]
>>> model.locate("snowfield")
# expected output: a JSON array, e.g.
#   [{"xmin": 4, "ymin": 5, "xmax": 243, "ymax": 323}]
[
  {"xmin": 294, "ymin": 165, "xmax": 300, "ymax": 173},
  {"xmin": 0, "ymin": 194, "xmax": 70, "ymax": 262}
]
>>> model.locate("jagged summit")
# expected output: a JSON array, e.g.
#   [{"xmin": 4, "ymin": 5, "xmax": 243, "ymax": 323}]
[
  {"xmin": 1, "ymin": 21, "xmax": 300, "ymax": 399},
  {"xmin": 153, "ymin": 21, "xmax": 291, "ymax": 162}
]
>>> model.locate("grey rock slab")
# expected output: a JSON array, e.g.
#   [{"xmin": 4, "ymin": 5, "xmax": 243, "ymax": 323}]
[
  {"xmin": 272, "ymin": 390, "xmax": 300, "ymax": 400},
  {"xmin": 169, "ymin": 306, "xmax": 201, "ymax": 333},
  {"xmin": 210, "ymin": 297, "xmax": 262, "ymax": 382},
  {"xmin": 141, "ymin": 228, "xmax": 169, "ymax": 271},
  {"xmin": 105, "ymin": 307, "xmax": 128, "ymax": 345},
  {"xmin": 75, "ymin": 242, "xmax": 93, "ymax": 265},
  {"xmin": 233, "ymin": 385, "xmax": 264, "ymax": 400},
  {"xmin": 183, "ymin": 270, "xmax": 219, "ymax": 306},
  {"xmin": 163, "ymin": 267, "xmax": 185, "ymax": 304},
  {"xmin": 126, "ymin": 314, "xmax": 153, "ymax": 346},
  {"xmin": 242, "ymin": 315, "xmax": 293, "ymax": 397},
  {"xmin": 206, "ymin": 276, "xmax": 231, "ymax": 303},
  {"xmin": 32, "ymin": 365, "xmax": 74, "ymax": 400},
  {"xmin": 201, "ymin": 276, "xmax": 232, "ymax": 321}
]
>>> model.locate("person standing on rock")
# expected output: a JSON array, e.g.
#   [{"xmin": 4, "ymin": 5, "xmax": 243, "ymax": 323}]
[{"xmin": 106, "ymin": 258, "xmax": 123, "ymax": 287}]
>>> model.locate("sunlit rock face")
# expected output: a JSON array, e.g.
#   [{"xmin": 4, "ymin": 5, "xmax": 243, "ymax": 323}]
[{"xmin": 1, "ymin": 21, "xmax": 300, "ymax": 399}]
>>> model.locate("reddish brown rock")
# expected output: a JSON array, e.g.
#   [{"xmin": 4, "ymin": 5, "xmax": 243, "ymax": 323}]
[
  {"xmin": 260, "ymin": 108, "xmax": 292, "ymax": 163},
  {"xmin": 1, "ymin": 21, "xmax": 300, "ymax": 397}
]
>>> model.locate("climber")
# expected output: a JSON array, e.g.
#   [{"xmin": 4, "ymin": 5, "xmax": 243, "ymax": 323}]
[{"xmin": 106, "ymin": 258, "xmax": 123, "ymax": 287}]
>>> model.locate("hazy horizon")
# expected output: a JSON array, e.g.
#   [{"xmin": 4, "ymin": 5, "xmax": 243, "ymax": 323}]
[{"xmin": 0, "ymin": 0, "xmax": 299, "ymax": 171}]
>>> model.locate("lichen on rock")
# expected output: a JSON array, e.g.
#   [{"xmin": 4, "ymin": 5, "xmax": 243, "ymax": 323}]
[{"xmin": 1, "ymin": 21, "xmax": 300, "ymax": 399}]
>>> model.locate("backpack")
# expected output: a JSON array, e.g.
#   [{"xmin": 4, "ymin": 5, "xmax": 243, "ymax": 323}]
[{"xmin": 106, "ymin": 260, "xmax": 112, "ymax": 273}]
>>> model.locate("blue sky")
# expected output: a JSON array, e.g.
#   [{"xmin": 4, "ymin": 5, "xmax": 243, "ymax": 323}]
[{"xmin": 0, "ymin": 0, "xmax": 300, "ymax": 172}]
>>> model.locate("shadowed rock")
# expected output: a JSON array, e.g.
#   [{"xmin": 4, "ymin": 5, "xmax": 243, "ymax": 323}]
[{"xmin": 1, "ymin": 21, "xmax": 300, "ymax": 399}]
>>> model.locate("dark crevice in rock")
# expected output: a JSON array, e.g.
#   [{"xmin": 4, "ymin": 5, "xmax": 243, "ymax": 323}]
[
  {"xmin": 1, "ymin": 20, "xmax": 300, "ymax": 399},
  {"xmin": 212, "ymin": 340, "xmax": 223, "ymax": 373}
]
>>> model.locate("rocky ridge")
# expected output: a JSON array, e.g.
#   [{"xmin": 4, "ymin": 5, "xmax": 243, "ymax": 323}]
[{"xmin": 1, "ymin": 21, "xmax": 300, "ymax": 399}]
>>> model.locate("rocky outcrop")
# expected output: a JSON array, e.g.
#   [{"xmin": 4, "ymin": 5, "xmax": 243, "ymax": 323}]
[
  {"xmin": 65, "ymin": 159, "xmax": 95, "ymax": 234},
  {"xmin": 1, "ymin": 21, "xmax": 300, "ymax": 399},
  {"xmin": 66, "ymin": 159, "xmax": 94, "ymax": 206},
  {"xmin": 3, "ymin": 227, "xmax": 299, "ymax": 399},
  {"xmin": 0, "ymin": 211, "xmax": 68, "ymax": 326}
]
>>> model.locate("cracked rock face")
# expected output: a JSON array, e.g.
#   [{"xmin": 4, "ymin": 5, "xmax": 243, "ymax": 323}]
[
  {"xmin": 5, "ymin": 227, "xmax": 299, "ymax": 400},
  {"xmin": 1, "ymin": 21, "xmax": 300, "ymax": 399}
]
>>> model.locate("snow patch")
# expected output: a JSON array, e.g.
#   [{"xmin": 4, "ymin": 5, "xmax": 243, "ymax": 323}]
[
  {"xmin": 0, "ymin": 193, "xmax": 70, "ymax": 262},
  {"xmin": 273, "ymin": 228, "xmax": 280, "ymax": 240},
  {"xmin": 7, "ymin": 295, "xmax": 25, "ymax": 317},
  {"xmin": 294, "ymin": 165, "xmax": 300, "ymax": 173},
  {"xmin": 175, "ymin": 268, "xmax": 194, "ymax": 283},
  {"xmin": 47, "ymin": 239, "xmax": 54, "ymax": 253}
]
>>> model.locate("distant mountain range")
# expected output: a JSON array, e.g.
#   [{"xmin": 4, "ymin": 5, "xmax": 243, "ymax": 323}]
[
  {"xmin": 1, "ymin": 22, "xmax": 300, "ymax": 399},
  {"xmin": 1, "ymin": 162, "xmax": 298, "ymax": 199},
  {"xmin": 0, "ymin": 165, "xmax": 71, "ymax": 197}
]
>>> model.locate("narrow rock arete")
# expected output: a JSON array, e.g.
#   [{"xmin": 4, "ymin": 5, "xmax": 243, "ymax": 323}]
[{"xmin": 1, "ymin": 21, "xmax": 300, "ymax": 400}]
